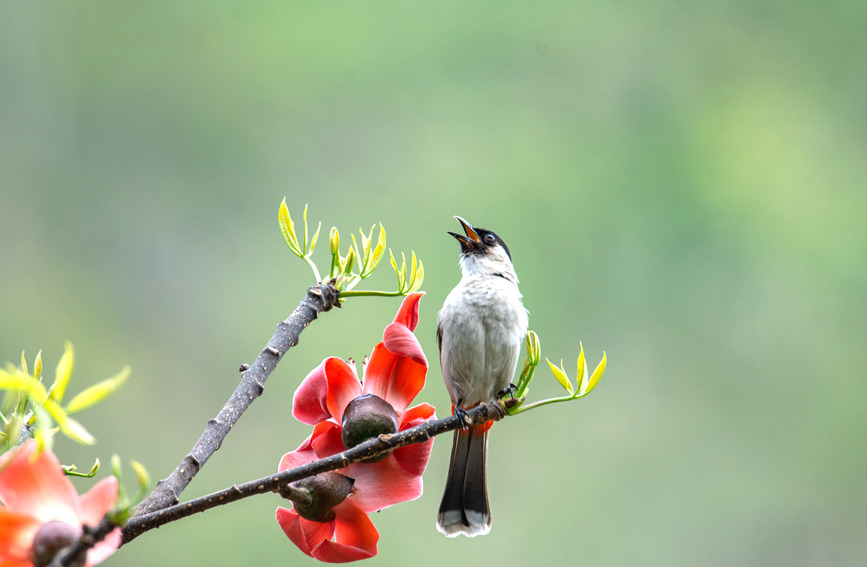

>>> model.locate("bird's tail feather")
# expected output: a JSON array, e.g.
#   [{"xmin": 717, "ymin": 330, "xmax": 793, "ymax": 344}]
[{"xmin": 436, "ymin": 425, "xmax": 490, "ymax": 537}]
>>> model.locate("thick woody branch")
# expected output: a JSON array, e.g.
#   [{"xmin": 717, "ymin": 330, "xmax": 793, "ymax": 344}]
[
  {"xmin": 133, "ymin": 283, "xmax": 340, "ymax": 516},
  {"xmin": 121, "ymin": 399, "xmax": 511, "ymax": 545}
]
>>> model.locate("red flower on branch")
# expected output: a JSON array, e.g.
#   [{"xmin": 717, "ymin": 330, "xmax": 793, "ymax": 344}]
[
  {"xmin": 276, "ymin": 292, "xmax": 436, "ymax": 562},
  {"xmin": 0, "ymin": 440, "xmax": 120, "ymax": 567},
  {"xmin": 276, "ymin": 489, "xmax": 378, "ymax": 563}
]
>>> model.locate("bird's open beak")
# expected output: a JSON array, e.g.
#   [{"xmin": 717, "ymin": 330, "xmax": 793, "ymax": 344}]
[{"xmin": 449, "ymin": 216, "xmax": 481, "ymax": 246}]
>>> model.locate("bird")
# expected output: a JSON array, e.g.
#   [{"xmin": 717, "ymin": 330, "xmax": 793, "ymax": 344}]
[{"xmin": 436, "ymin": 216, "xmax": 529, "ymax": 537}]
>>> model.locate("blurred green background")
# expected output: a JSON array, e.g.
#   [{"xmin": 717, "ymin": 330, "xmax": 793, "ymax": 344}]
[{"xmin": 2, "ymin": 2, "xmax": 866, "ymax": 566}]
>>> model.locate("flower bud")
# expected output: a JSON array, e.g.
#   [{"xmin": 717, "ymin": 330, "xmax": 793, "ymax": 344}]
[
  {"xmin": 330, "ymin": 227, "xmax": 340, "ymax": 256},
  {"xmin": 30, "ymin": 521, "xmax": 81, "ymax": 567},
  {"xmin": 283, "ymin": 472, "xmax": 355, "ymax": 523},
  {"xmin": 341, "ymin": 394, "xmax": 398, "ymax": 462},
  {"xmin": 526, "ymin": 330, "xmax": 541, "ymax": 366}
]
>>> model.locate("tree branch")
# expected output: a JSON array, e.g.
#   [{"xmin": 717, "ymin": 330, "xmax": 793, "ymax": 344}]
[
  {"xmin": 133, "ymin": 282, "xmax": 340, "ymax": 516},
  {"xmin": 121, "ymin": 399, "xmax": 510, "ymax": 545},
  {"xmin": 49, "ymin": 516, "xmax": 119, "ymax": 567}
]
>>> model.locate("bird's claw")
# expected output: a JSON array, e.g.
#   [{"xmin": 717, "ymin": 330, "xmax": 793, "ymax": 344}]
[
  {"xmin": 454, "ymin": 406, "xmax": 471, "ymax": 431},
  {"xmin": 497, "ymin": 383, "xmax": 518, "ymax": 400}
]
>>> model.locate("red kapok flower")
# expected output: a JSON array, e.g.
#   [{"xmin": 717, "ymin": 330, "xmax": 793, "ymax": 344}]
[
  {"xmin": 276, "ymin": 293, "xmax": 436, "ymax": 562},
  {"xmin": 276, "ymin": 496, "xmax": 378, "ymax": 563},
  {"xmin": 290, "ymin": 291, "xmax": 436, "ymax": 512},
  {"xmin": 0, "ymin": 440, "xmax": 120, "ymax": 567}
]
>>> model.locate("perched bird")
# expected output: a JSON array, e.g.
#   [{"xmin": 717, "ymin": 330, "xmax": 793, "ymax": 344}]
[{"xmin": 436, "ymin": 216, "xmax": 529, "ymax": 537}]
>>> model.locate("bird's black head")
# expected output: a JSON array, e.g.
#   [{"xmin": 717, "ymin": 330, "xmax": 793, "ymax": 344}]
[{"xmin": 448, "ymin": 216, "xmax": 512, "ymax": 261}]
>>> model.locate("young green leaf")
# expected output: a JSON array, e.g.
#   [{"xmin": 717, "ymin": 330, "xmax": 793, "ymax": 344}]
[
  {"xmin": 58, "ymin": 416, "xmax": 95, "ymax": 446},
  {"xmin": 302, "ymin": 204, "xmax": 309, "ymax": 252},
  {"xmin": 546, "ymin": 358, "xmax": 573, "ymax": 395},
  {"xmin": 366, "ymin": 224, "xmax": 386, "ymax": 276},
  {"xmin": 585, "ymin": 352, "xmax": 607, "ymax": 396},
  {"xmin": 342, "ymin": 246, "xmax": 356, "ymax": 277},
  {"xmin": 65, "ymin": 366, "xmax": 131, "ymax": 415},
  {"xmin": 577, "ymin": 342, "xmax": 588, "ymax": 395},
  {"xmin": 50, "ymin": 342, "xmax": 75, "ymax": 403},
  {"xmin": 33, "ymin": 351, "xmax": 43, "ymax": 381},
  {"xmin": 408, "ymin": 255, "xmax": 424, "ymax": 293},
  {"xmin": 309, "ymin": 221, "xmax": 322, "ymax": 254},
  {"xmin": 62, "ymin": 459, "xmax": 101, "ymax": 478},
  {"xmin": 278, "ymin": 198, "xmax": 302, "ymax": 256},
  {"xmin": 130, "ymin": 460, "xmax": 151, "ymax": 497},
  {"xmin": 390, "ymin": 250, "xmax": 406, "ymax": 291}
]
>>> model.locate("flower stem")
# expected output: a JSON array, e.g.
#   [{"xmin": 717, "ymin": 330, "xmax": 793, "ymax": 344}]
[{"xmin": 279, "ymin": 483, "xmax": 312, "ymax": 507}]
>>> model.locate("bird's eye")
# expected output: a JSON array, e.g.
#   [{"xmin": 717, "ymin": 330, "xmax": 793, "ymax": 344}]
[{"xmin": 484, "ymin": 234, "xmax": 496, "ymax": 244}]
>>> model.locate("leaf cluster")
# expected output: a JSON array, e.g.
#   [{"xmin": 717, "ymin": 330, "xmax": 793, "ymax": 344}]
[
  {"xmin": 506, "ymin": 332, "xmax": 608, "ymax": 415},
  {"xmin": 278, "ymin": 200, "xmax": 424, "ymax": 298},
  {"xmin": 0, "ymin": 343, "xmax": 129, "ymax": 454}
]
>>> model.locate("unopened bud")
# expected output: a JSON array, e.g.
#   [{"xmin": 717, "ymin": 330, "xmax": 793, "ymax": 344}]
[
  {"xmin": 283, "ymin": 472, "xmax": 355, "ymax": 523},
  {"xmin": 30, "ymin": 521, "xmax": 81, "ymax": 567},
  {"xmin": 526, "ymin": 330, "xmax": 541, "ymax": 366},
  {"xmin": 342, "ymin": 394, "xmax": 398, "ymax": 462},
  {"xmin": 330, "ymin": 227, "xmax": 340, "ymax": 255}
]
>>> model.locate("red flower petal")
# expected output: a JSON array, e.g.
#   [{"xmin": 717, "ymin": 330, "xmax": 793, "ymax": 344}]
[
  {"xmin": 276, "ymin": 506, "xmax": 334, "ymax": 558},
  {"xmin": 293, "ymin": 359, "xmax": 335, "ymax": 425},
  {"xmin": 279, "ymin": 433, "xmax": 318, "ymax": 473},
  {"xmin": 311, "ymin": 500, "xmax": 378, "ymax": 563},
  {"xmin": 323, "ymin": 358, "xmax": 363, "ymax": 423},
  {"xmin": 392, "ymin": 292, "xmax": 423, "ymax": 331},
  {"xmin": 78, "ymin": 476, "xmax": 118, "ymax": 527},
  {"xmin": 86, "ymin": 528, "xmax": 123, "ymax": 566},
  {"xmin": 279, "ymin": 421, "xmax": 346, "ymax": 481},
  {"xmin": 393, "ymin": 403, "xmax": 436, "ymax": 477},
  {"xmin": 0, "ymin": 441, "xmax": 80, "ymax": 525},
  {"xmin": 276, "ymin": 501, "xmax": 378, "ymax": 564},
  {"xmin": 382, "ymin": 321, "xmax": 428, "ymax": 367},
  {"xmin": 392, "ymin": 437, "xmax": 435, "ymax": 478},
  {"xmin": 344, "ymin": 454, "xmax": 424, "ymax": 512},
  {"xmin": 309, "ymin": 421, "xmax": 346, "ymax": 459},
  {"xmin": 0, "ymin": 509, "xmax": 42, "ymax": 563},
  {"xmin": 363, "ymin": 343, "xmax": 426, "ymax": 416},
  {"xmin": 398, "ymin": 402, "xmax": 436, "ymax": 430}
]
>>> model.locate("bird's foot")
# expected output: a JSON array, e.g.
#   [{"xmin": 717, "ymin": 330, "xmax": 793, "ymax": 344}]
[{"xmin": 453, "ymin": 403, "xmax": 471, "ymax": 431}]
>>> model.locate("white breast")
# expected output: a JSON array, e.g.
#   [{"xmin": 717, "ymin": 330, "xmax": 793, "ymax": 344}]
[{"xmin": 438, "ymin": 274, "xmax": 529, "ymax": 407}]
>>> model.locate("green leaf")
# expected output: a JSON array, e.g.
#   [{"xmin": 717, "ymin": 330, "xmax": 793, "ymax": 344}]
[
  {"xmin": 0, "ymin": 370, "xmax": 49, "ymax": 401},
  {"xmin": 390, "ymin": 250, "xmax": 405, "ymax": 291},
  {"xmin": 308, "ymin": 221, "xmax": 322, "ymax": 254},
  {"xmin": 585, "ymin": 352, "xmax": 607, "ymax": 396},
  {"xmin": 360, "ymin": 226, "xmax": 373, "ymax": 265},
  {"xmin": 58, "ymin": 415, "xmax": 95, "ymax": 445},
  {"xmin": 546, "ymin": 358, "xmax": 573, "ymax": 395},
  {"xmin": 577, "ymin": 342, "xmax": 587, "ymax": 395},
  {"xmin": 278, "ymin": 198, "xmax": 302, "ymax": 256},
  {"xmin": 130, "ymin": 460, "xmax": 151, "ymax": 496},
  {"xmin": 111, "ymin": 454, "xmax": 123, "ymax": 479},
  {"xmin": 367, "ymin": 224, "xmax": 386, "ymax": 275},
  {"xmin": 302, "ymin": 204, "xmax": 309, "ymax": 252},
  {"xmin": 62, "ymin": 458, "xmax": 100, "ymax": 478},
  {"xmin": 408, "ymin": 255, "xmax": 424, "ymax": 293},
  {"xmin": 50, "ymin": 342, "xmax": 75, "ymax": 403},
  {"xmin": 342, "ymin": 246, "xmax": 356, "ymax": 276},
  {"xmin": 65, "ymin": 366, "xmax": 130, "ymax": 414},
  {"xmin": 33, "ymin": 351, "xmax": 43, "ymax": 381}
]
